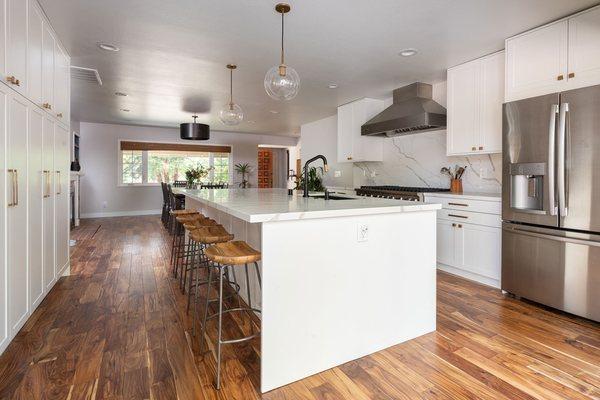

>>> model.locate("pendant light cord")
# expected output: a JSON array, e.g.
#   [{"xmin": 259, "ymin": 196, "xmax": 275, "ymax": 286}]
[
  {"xmin": 230, "ymin": 68, "xmax": 233, "ymax": 104},
  {"xmin": 280, "ymin": 11, "xmax": 285, "ymax": 65}
]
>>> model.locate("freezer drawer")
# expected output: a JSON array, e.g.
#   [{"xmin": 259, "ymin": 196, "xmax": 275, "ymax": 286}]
[{"xmin": 502, "ymin": 223, "xmax": 600, "ymax": 322}]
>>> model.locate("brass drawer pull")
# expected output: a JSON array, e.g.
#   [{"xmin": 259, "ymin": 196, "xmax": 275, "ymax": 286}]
[
  {"xmin": 557, "ymin": 75, "xmax": 564, "ymax": 81},
  {"xmin": 568, "ymin": 72, "xmax": 575, "ymax": 79},
  {"xmin": 448, "ymin": 202, "xmax": 468, "ymax": 207},
  {"xmin": 471, "ymin": 146, "xmax": 476, "ymax": 151},
  {"xmin": 452, "ymin": 223, "xmax": 456, "ymax": 227},
  {"xmin": 478, "ymin": 146, "xmax": 483, "ymax": 150},
  {"xmin": 43, "ymin": 103, "xmax": 52, "ymax": 109},
  {"xmin": 57, "ymin": 112, "xmax": 63, "ymax": 118},
  {"xmin": 6, "ymin": 76, "xmax": 20, "ymax": 86},
  {"xmin": 448, "ymin": 214, "xmax": 468, "ymax": 219},
  {"xmin": 458, "ymin": 224, "xmax": 463, "ymax": 228},
  {"xmin": 347, "ymin": 156, "xmax": 352, "ymax": 160}
]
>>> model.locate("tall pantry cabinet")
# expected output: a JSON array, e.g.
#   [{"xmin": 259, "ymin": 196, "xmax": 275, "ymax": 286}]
[{"xmin": 0, "ymin": 0, "xmax": 71, "ymax": 355}]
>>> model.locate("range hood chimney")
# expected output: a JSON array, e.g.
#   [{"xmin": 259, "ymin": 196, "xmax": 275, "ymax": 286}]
[{"xmin": 361, "ymin": 82, "xmax": 446, "ymax": 137}]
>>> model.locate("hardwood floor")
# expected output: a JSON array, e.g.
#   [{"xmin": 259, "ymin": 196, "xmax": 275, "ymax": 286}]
[{"xmin": 0, "ymin": 216, "xmax": 599, "ymax": 399}]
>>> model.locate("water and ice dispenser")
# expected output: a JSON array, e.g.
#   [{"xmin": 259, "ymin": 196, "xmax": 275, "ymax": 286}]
[{"xmin": 509, "ymin": 163, "xmax": 546, "ymax": 212}]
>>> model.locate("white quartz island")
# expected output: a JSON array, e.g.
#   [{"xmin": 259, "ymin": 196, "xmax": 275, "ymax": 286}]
[{"xmin": 175, "ymin": 188, "xmax": 441, "ymax": 392}]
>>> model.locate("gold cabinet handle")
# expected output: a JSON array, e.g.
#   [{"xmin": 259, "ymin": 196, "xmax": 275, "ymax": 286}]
[
  {"xmin": 478, "ymin": 146, "xmax": 483, "ymax": 150},
  {"xmin": 56, "ymin": 171, "xmax": 61, "ymax": 194},
  {"xmin": 13, "ymin": 169, "xmax": 18, "ymax": 205},
  {"xmin": 452, "ymin": 223, "xmax": 457, "ymax": 227},
  {"xmin": 568, "ymin": 72, "xmax": 575, "ymax": 79},
  {"xmin": 43, "ymin": 170, "xmax": 51, "ymax": 198},
  {"xmin": 471, "ymin": 146, "xmax": 476, "ymax": 151},
  {"xmin": 347, "ymin": 156, "xmax": 353, "ymax": 160},
  {"xmin": 42, "ymin": 102, "xmax": 52, "ymax": 109},
  {"xmin": 57, "ymin": 113, "xmax": 63, "ymax": 118},
  {"xmin": 448, "ymin": 213, "xmax": 468, "ymax": 219},
  {"xmin": 7, "ymin": 169, "xmax": 15, "ymax": 206},
  {"xmin": 6, "ymin": 76, "xmax": 20, "ymax": 86},
  {"xmin": 557, "ymin": 75, "xmax": 564, "ymax": 81},
  {"xmin": 458, "ymin": 224, "xmax": 463, "ymax": 228}
]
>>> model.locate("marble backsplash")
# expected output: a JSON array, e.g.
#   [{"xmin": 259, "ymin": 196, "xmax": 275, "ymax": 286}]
[{"xmin": 352, "ymin": 130, "xmax": 502, "ymax": 193}]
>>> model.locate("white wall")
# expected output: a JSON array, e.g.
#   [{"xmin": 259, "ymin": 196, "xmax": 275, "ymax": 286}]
[
  {"xmin": 79, "ymin": 122, "xmax": 297, "ymax": 217},
  {"xmin": 300, "ymin": 115, "xmax": 354, "ymax": 188},
  {"xmin": 300, "ymin": 81, "xmax": 502, "ymax": 193}
]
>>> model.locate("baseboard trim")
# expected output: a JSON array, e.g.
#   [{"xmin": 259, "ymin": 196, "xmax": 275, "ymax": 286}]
[
  {"xmin": 437, "ymin": 264, "xmax": 500, "ymax": 289},
  {"xmin": 81, "ymin": 209, "xmax": 161, "ymax": 218}
]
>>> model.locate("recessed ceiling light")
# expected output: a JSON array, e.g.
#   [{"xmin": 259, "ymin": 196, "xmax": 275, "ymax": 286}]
[
  {"xmin": 115, "ymin": 91, "xmax": 127, "ymax": 96},
  {"xmin": 98, "ymin": 42, "xmax": 119, "ymax": 52},
  {"xmin": 328, "ymin": 84, "xmax": 338, "ymax": 89},
  {"xmin": 120, "ymin": 108, "xmax": 130, "ymax": 112},
  {"xmin": 269, "ymin": 110, "xmax": 279, "ymax": 114},
  {"xmin": 399, "ymin": 48, "xmax": 418, "ymax": 57}
]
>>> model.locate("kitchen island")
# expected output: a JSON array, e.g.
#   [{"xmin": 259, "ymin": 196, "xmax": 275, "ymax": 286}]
[{"xmin": 175, "ymin": 188, "xmax": 441, "ymax": 393}]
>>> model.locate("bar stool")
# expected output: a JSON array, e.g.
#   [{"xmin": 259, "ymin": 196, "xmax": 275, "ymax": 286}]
[
  {"xmin": 169, "ymin": 209, "xmax": 200, "ymax": 275},
  {"xmin": 188, "ymin": 225, "xmax": 234, "ymax": 332},
  {"xmin": 201, "ymin": 241, "xmax": 262, "ymax": 389},
  {"xmin": 174, "ymin": 215, "xmax": 216, "ymax": 283}
]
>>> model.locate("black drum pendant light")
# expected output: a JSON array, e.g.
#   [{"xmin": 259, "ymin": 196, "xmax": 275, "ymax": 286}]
[{"xmin": 180, "ymin": 115, "xmax": 210, "ymax": 140}]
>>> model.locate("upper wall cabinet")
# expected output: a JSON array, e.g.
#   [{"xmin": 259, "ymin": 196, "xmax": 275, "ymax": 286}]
[
  {"xmin": 6, "ymin": 0, "xmax": 28, "ymax": 96},
  {"xmin": 447, "ymin": 51, "xmax": 504, "ymax": 156},
  {"xmin": 337, "ymin": 98, "xmax": 385, "ymax": 163},
  {"xmin": 28, "ymin": 0, "xmax": 44, "ymax": 104},
  {"xmin": 506, "ymin": 6, "xmax": 600, "ymax": 102}
]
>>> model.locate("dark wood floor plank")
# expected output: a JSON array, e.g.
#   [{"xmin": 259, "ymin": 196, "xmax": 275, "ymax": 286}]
[{"xmin": 0, "ymin": 215, "xmax": 598, "ymax": 400}]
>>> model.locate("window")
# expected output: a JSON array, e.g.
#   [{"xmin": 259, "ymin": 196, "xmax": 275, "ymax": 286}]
[
  {"xmin": 118, "ymin": 141, "xmax": 232, "ymax": 186},
  {"xmin": 121, "ymin": 150, "xmax": 143, "ymax": 184}
]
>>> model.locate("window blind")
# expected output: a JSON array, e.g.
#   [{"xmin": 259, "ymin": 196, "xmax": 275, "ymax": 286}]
[{"xmin": 120, "ymin": 141, "xmax": 231, "ymax": 153}]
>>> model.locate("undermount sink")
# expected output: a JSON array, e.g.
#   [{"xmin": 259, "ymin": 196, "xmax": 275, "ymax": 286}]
[{"xmin": 310, "ymin": 195, "xmax": 356, "ymax": 200}]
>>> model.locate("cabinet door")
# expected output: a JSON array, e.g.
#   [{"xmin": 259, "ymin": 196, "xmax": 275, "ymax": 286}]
[
  {"xmin": 461, "ymin": 223, "xmax": 501, "ymax": 281},
  {"xmin": 27, "ymin": 0, "xmax": 43, "ymax": 105},
  {"xmin": 28, "ymin": 106, "xmax": 44, "ymax": 308},
  {"xmin": 0, "ymin": 85, "xmax": 7, "ymax": 351},
  {"xmin": 505, "ymin": 21, "xmax": 568, "ymax": 102},
  {"xmin": 7, "ymin": 93, "xmax": 29, "ymax": 335},
  {"xmin": 54, "ymin": 124, "xmax": 70, "ymax": 275},
  {"xmin": 436, "ymin": 219, "xmax": 456, "ymax": 267},
  {"xmin": 0, "ymin": 0, "xmax": 6, "ymax": 79},
  {"xmin": 567, "ymin": 7, "xmax": 600, "ymax": 91},
  {"xmin": 6, "ymin": 0, "xmax": 28, "ymax": 95},
  {"xmin": 354, "ymin": 99, "xmax": 384, "ymax": 162},
  {"xmin": 41, "ymin": 22, "xmax": 55, "ymax": 113},
  {"xmin": 479, "ymin": 52, "xmax": 504, "ymax": 153},
  {"xmin": 43, "ymin": 117, "xmax": 55, "ymax": 290},
  {"xmin": 53, "ymin": 44, "xmax": 69, "ymax": 123},
  {"xmin": 337, "ymin": 102, "xmax": 354, "ymax": 163},
  {"xmin": 447, "ymin": 61, "xmax": 480, "ymax": 155}
]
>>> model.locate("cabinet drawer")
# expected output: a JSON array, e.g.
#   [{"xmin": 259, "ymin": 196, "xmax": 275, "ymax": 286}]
[
  {"xmin": 436, "ymin": 209, "xmax": 501, "ymax": 228},
  {"xmin": 426, "ymin": 196, "xmax": 501, "ymax": 215}
]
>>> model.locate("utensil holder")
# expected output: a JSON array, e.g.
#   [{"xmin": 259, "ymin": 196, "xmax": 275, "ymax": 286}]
[{"xmin": 450, "ymin": 179, "xmax": 463, "ymax": 193}]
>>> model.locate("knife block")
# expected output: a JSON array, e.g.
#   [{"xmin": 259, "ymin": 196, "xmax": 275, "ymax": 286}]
[{"xmin": 450, "ymin": 179, "xmax": 463, "ymax": 193}]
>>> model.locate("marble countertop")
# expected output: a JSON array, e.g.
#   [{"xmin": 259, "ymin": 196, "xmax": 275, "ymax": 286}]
[
  {"xmin": 423, "ymin": 191, "xmax": 501, "ymax": 201},
  {"xmin": 175, "ymin": 188, "xmax": 441, "ymax": 223}
]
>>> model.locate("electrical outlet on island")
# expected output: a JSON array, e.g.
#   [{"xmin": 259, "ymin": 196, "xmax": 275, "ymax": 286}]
[{"xmin": 357, "ymin": 224, "xmax": 369, "ymax": 242}]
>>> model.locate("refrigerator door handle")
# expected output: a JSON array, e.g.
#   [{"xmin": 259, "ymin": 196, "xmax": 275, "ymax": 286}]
[
  {"xmin": 548, "ymin": 104, "xmax": 558, "ymax": 216},
  {"xmin": 558, "ymin": 102, "xmax": 569, "ymax": 217}
]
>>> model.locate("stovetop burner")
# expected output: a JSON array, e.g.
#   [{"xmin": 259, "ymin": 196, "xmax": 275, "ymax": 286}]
[
  {"xmin": 359, "ymin": 185, "xmax": 450, "ymax": 193},
  {"xmin": 355, "ymin": 185, "xmax": 450, "ymax": 201}
]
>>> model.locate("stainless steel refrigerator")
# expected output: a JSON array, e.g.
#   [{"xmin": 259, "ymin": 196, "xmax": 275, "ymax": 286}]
[{"xmin": 502, "ymin": 84, "xmax": 600, "ymax": 322}]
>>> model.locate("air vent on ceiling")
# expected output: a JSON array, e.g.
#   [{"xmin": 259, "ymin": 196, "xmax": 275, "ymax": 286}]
[{"xmin": 70, "ymin": 66, "xmax": 103, "ymax": 86}]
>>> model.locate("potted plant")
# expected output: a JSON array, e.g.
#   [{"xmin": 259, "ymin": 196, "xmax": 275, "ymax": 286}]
[
  {"xmin": 297, "ymin": 166, "xmax": 325, "ymax": 192},
  {"xmin": 185, "ymin": 165, "xmax": 213, "ymax": 188},
  {"xmin": 234, "ymin": 163, "xmax": 253, "ymax": 188}
]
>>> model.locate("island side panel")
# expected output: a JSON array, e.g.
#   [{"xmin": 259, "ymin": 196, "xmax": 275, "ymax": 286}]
[
  {"xmin": 186, "ymin": 197, "xmax": 263, "ymax": 310},
  {"xmin": 260, "ymin": 210, "xmax": 437, "ymax": 393}
]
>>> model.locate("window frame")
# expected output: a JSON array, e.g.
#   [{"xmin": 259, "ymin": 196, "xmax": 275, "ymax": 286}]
[{"xmin": 117, "ymin": 139, "xmax": 233, "ymax": 187}]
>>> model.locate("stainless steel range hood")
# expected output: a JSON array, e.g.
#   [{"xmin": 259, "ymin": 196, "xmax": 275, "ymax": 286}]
[{"xmin": 361, "ymin": 82, "xmax": 446, "ymax": 137}]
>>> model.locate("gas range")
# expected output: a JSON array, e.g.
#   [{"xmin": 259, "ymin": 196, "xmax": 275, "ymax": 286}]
[{"xmin": 355, "ymin": 185, "xmax": 450, "ymax": 201}]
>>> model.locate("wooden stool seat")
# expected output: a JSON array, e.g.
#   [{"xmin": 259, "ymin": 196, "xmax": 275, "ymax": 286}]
[
  {"xmin": 171, "ymin": 208, "xmax": 198, "ymax": 215},
  {"xmin": 176, "ymin": 214, "xmax": 208, "ymax": 224},
  {"xmin": 205, "ymin": 241, "xmax": 261, "ymax": 265},
  {"xmin": 190, "ymin": 225, "xmax": 234, "ymax": 244},
  {"xmin": 183, "ymin": 218, "xmax": 217, "ymax": 230}
]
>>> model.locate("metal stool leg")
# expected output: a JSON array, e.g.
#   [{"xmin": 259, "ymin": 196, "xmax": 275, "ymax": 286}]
[
  {"xmin": 200, "ymin": 264, "xmax": 214, "ymax": 351},
  {"xmin": 254, "ymin": 262, "xmax": 262, "ymax": 290},
  {"xmin": 244, "ymin": 263, "xmax": 252, "ymax": 310},
  {"xmin": 186, "ymin": 240, "xmax": 197, "ymax": 314},
  {"xmin": 216, "ymin": 265, "xmax": 225, "ymax": 390}
]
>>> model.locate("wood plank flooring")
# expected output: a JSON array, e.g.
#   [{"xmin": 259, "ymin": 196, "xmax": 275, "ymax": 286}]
[{"xmin": 0, "ymin": 215, "xmax": 599, "ymax": 399}]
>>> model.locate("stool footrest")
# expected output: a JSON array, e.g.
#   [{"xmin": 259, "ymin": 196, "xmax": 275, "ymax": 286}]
[{"xmin": 206, "ymin": 307, "xmax": 261, "ymax": 321}]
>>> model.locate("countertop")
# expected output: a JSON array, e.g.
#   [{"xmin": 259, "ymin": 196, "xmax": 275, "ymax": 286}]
[
  {"xmin": 175, "ymin": 188, "xmax": 441, "ymax": 223},
  {"xmin": 423, "ymin": 191, "xmax": 501, "ymax": 202}
]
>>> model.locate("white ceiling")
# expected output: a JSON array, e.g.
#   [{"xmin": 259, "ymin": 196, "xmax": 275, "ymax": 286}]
[{"xmin": 40, "ymin": 0, "xmax": 599, "ymax": 137}]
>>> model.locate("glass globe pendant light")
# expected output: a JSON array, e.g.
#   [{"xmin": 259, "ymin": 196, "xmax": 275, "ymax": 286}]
[
  {"xmin": 219, "ymin": 64, "xmax": 244, "ymax": 125},
  {"xmin": 264, "ymin": 3, "xmax": 300, "ymax": 101}
]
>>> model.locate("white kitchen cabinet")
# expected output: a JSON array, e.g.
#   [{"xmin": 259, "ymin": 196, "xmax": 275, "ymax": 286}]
[
  {"xmin": 41, "ymin": 22, "xmax": 54, "ymax": 113},
  {"xmin": 42, "ymin": 116, "xmax": 55, "ymax": 290},
  {"xmin": 7, "ymin": 92, "xmax": 29, "ymax": 336},
  {"xmin": 27, "ymin": 0, "xmax": 43, "ymax": 105},
  {"xmin": 53, "ymin": 44, "xmax": 69, "ymax": 122},
  {"xmin": 55, "ymin": 123, "xmax": 70, "ymax": 274},
  {"xmin": 6, "ymin": 0, "xmax": 28, "ymax": 96},
  {"xmin": 0, "ymin": 85, "xmax": 7, "ymax": 352},
  {"xmin": 337, "ymin": 98, "xmax": 385, "ymax": 163},
  {"xmin": 0, "ymin": 0, "xmax": 6, "ymax": 79},
  {"xmin": 425, "ymin": 193, "xmax": 501, "ymax": 288},
  {"xmin": 28, "ymin": 106, "xmax": 45, "ymax": 308},
  {"xmin": 447, "ymin": 51, "xmax": 504, "ymax": 156},
  {"xmin": 567, "ymin": 7, "xmax": 600, "ymax": 91},
  {"xmin": 506, "ymin": 5, "xmax": 600, "ymax": 102}
]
